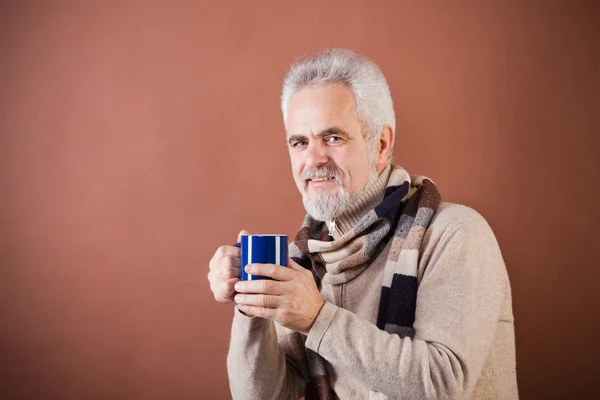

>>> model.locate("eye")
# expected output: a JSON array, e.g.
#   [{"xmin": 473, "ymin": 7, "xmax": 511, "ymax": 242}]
[
  {"xmin": 326, "ymin": 136, "xmax": 342, "ymax": 143},
  {"xmin": 291, "ymin": 140, "xmax": 308, "ymax": 148}
]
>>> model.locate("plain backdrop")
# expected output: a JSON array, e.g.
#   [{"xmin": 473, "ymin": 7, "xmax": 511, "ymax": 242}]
[{"xmin": 1, "ymin": 1, "xmax": 599, "ymax": 399}]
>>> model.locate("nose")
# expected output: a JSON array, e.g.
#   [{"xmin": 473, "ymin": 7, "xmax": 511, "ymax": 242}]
[{"xmin": 304, "ymin": 141, "xmax": 328, "ymax": 169}]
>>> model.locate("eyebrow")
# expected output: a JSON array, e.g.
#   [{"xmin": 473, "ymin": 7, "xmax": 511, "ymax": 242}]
[{"xmin": 287, "ymin": 127, "xmax": 349, "ymax": 146}]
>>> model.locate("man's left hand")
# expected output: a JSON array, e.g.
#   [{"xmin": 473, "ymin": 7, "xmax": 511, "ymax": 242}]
[{"xmin": 233, "ymin": 259, "xmax": 325, "ymax": 335}]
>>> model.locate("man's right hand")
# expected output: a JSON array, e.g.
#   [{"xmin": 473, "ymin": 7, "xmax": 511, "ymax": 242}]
[{"xmin": 208, "ymin": 230, "xmax": 248, "ymax": 303}]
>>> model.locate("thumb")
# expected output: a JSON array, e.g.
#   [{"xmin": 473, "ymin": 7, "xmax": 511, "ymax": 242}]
[{"xmin": 237, "ymin": 230, "xmax": 250, "ymax": 243}]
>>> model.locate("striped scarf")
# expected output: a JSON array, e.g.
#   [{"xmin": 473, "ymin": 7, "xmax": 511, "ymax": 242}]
[{"xmin": 289, "ymin": 166, "xmax": 441, "ymax": 400}]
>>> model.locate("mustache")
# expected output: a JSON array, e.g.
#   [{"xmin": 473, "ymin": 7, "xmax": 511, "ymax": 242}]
[{"xmin": 301, "ymin": 163, "xmax": 343, "ymax": 181}]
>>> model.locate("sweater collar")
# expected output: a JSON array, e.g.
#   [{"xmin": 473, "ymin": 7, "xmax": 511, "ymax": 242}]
[{"xmin": 328, "ymin": 164, "xmax": 394, "ymax": 239}]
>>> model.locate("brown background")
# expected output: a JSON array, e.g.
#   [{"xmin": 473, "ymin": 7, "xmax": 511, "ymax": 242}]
[{"xmin": 1, "ymin": 1, "xmax": 599, "ymax": 399}]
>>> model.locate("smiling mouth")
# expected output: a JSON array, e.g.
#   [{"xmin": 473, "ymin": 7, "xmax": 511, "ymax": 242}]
[{"xmin": 308, "ymin": 176, "xmax": 335, "ymax": 183}]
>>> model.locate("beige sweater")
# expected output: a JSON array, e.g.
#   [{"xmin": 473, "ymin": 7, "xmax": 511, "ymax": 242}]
[{"xmin": 227, "ymin": 176, "xmax": 518, "ymax": 399}]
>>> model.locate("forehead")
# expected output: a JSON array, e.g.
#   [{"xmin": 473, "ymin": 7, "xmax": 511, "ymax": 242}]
[{"xmin": 286, "ymin": 84, "xmax": 361, "ymax": 136}]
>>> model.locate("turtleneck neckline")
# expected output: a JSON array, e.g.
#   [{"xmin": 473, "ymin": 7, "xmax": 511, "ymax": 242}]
[{"xmin": 328, "ymin": 164, "xmax": 392, "ymax": 238}]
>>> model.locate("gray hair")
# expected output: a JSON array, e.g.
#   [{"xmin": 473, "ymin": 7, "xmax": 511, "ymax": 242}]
[{"xmin": 281, "ymin": 48, "xmax": 395, "ymax": 161}]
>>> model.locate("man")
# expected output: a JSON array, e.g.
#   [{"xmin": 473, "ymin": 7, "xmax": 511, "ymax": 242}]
[{"xmin": 208, "ymin": 49, "xmax": 518, "ymax": 399}]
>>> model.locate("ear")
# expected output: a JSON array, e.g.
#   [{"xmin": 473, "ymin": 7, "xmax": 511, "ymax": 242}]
[{"xmin": 376, "ymin": 126, "xmax": 395, "ymax": 170}]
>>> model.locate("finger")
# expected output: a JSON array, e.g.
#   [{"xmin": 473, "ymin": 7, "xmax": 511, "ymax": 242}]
[
  {"xmin": 217, "ymin": 264, "xmax": 241, "ymax": 281},
  {"xmin": 210, "ymin": 245, "xmax": 241, "ymax": 267},
  {"xmin": 217, "ymin": 254, "xmax": 241, "ymax": 271},
  {"xmin": 234, "ymin": 293, "xmax": 281, "ymax": 308},
  {"xmin": 234, "ymin": 278, "xmax": 283, "ymax": 295},
  {"xmin": 237, "ymin": 229, "xmax": 250, "ymax": 243},
  {"xmin": 246, "ymin": 263, "xmax": 295, "ymax": 281},
  {"xmin": 209, "ymin": 257, "xmax": 240, "ymax": 285},
  {"xmin": 214, "ymin": 277, "xmax": 239, "ymax": 302},
  {"xmin": 237, "ymin": 304, "xmax": 277, "ymax": 320}
]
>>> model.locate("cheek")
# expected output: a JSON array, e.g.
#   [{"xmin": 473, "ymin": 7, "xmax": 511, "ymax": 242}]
[
  {"xmin": 330, "ymin": 153, "xmax": 352, "ymax": 178},
  {"xmin": 290, "ymin": 154, "xmax": 301, "ymax": 172},
  {"xmin": 327, "ymin": 152, "xmax": 344, "ymax": 170},
  {"xmin": 338, "ymin": 153, "xmax": 369, "ymax": 191},
  {"xmin": 289, "ymin": 155, "xmax": 304, "ymax": 182}
]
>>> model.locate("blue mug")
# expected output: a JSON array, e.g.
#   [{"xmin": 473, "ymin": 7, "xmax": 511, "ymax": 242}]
[{"xmin": 235, "ymin": 234, "xmax": 288, "ymax": 281}]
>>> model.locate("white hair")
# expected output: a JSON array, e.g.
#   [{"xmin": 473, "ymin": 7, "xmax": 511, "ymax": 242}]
[{"xmin": 281, "ymin": 48, "xmax": 395, "ymax": 162}]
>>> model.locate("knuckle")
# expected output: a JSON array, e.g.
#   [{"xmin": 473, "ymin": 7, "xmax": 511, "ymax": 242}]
[
  {"xmin": 223, "ymin": 255, "xmax": 240, "ymax": 269},
  {"xmin": 222, "ymin": 266, "xmax": 236, "ymax": 280},
  {"xmin": 220, "ymin": 268, "xmax": 230, "ymax": 280},
  {"xmin": 263, "ymin": 280, "xmax": 274, "ymax": 292},
  {"xmin": 223, "ymin": 289, "xmax": 234, "ymax": 301},
  {"xmin": 209, "ymin": 255, "xmax": 220, "ymax": 270},
  {"xmin": 215, "ymin": 245, "xmax": 226, "ymax": 258},
  {"xmin": 209, "ymin": 273, "xmax": 221, "ymax": 287},
  {"xmin": 260, "ymin": 280, "xmax": 269, "ymax": 292},
  {"xmin": 214, "ymin": 267, "xmax": 226, "ymax": 281},
  {"xmin": 269, "ymin": 265, "xmax": 278, "ymax": 276},
  {"xmin": 217, "ymin": 262, "xmax": 235, "ymax": 280},
  {"xmin": 220, "ymin": 255, "xmax": 233, "ymax": 266}
]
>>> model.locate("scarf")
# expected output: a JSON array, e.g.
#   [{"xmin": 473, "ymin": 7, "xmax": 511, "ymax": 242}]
[{"xmin": 289, "ymin": 166, "xmax": 441, "ymax": 400}]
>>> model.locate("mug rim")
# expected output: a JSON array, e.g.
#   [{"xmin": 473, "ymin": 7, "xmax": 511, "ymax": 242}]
[{"xmin": 241, "ymin": 234, "xmax": 288, "ymax": 237}]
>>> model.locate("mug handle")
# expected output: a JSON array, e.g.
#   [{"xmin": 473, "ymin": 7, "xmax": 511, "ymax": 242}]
[{"xmin": 234, "ymin": 242, "xmax": 246, "ymax": 280}]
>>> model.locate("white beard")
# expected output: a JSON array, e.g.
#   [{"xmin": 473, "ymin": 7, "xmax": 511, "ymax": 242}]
[
  {"xmin": 302, "ymin": 147, "xmax": 379, "ymax": 222},
  {"xmin": 302, "ymin": 185, "xmax": 354, "ymax": 222}
]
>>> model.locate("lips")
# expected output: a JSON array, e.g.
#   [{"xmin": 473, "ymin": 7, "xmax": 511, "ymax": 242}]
[
  {"xmin": 306, "ymin": 176, "xmax": 335, "ymax": 183},
  {"xmin": 308, "ymin": 176, "xmax": 335, "ymax": 183}
]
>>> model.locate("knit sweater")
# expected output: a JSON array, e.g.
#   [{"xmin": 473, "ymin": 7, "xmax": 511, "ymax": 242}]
[{"xmin": 227, "ymin": 167, "xmax": 518, "ymax": 399}]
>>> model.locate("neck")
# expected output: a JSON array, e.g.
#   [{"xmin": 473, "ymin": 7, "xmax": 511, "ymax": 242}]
[{"xmin": 328, "ymin": 164, "xmax": 392, "ymax": 237}]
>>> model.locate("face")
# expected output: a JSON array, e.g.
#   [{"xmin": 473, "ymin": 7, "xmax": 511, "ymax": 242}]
[{"xmin": 286, "ymin": 84, "xmax": 377, "ymax": 221}]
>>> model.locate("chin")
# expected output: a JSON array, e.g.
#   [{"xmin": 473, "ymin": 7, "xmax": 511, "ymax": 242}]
[{"xmin": 308, "ymin": 190, "xmax": 334, "ymax": 199}]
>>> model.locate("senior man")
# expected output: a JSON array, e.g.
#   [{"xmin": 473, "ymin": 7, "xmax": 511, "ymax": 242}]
[{"xmin": 208, "ymin": 49, "xmax": 518, "ymax": 399}]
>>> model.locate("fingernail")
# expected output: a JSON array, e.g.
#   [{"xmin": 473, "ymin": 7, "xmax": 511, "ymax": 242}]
[
  {"xmin": 245, "ymin": 264, "xmax": 253, "ymax": 273},
  {"xmin": 234, "ymin": 282, "xmax": 242, "ymax": 291}
]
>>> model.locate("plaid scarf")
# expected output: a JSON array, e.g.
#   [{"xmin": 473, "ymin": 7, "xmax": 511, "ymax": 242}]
[{"xmin": 289, "ymin": 166, "xmax": 441, "ymax": 400}]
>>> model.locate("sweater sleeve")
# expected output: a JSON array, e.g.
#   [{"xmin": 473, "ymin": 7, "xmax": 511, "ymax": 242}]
[
  {"xmin": 227, "ymin": 307, "xmax": 308, "ymax": 400},
  {"xmin": 304, "ymin": 211, "xmax": 508, "ymax": 399}
]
